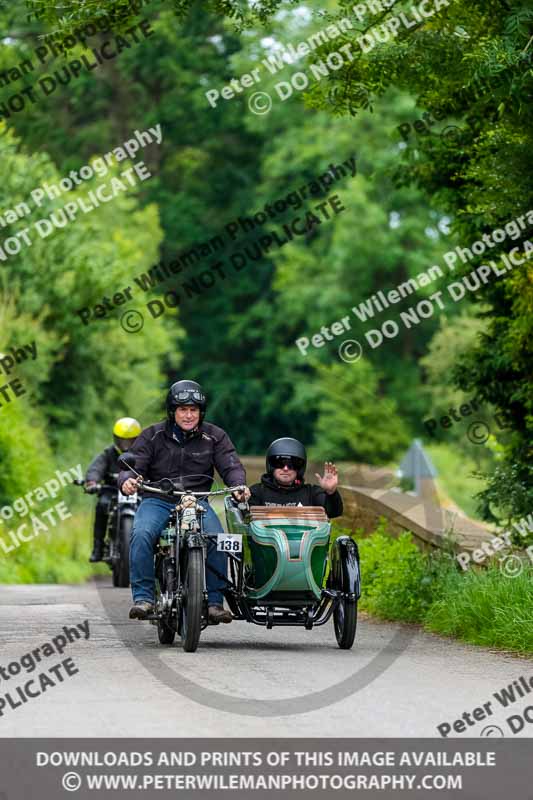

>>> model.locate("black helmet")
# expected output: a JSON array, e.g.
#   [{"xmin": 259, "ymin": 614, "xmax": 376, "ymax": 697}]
[
  {"xmin": 166, "ymin": 380, "xmax": 207, "ymax": 423},
  {"xmin": 266, "ymin": 437, "xmax": 307, "ymax": 479}
]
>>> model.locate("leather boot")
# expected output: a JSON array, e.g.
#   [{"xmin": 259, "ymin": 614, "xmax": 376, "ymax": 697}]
[
  {"xmin": 89, "ymin": 535, "xmax": 104, "ymax": 563},
  {"xmin": 208, "ymin": 605, "xmax": 232, "ymax": 624},
  {"xmin": 129, "ymin": 601, "xmax": 154, "ymax": 620}
]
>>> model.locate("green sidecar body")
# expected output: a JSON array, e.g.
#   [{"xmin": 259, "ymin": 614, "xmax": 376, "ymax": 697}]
[{"xmin": 222, "ymin": 499, "xmax": 360, "ymax": 647}]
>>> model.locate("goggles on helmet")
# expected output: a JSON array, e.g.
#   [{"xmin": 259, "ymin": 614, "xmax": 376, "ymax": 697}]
[{"xmin": 174, "ymin": 389, "xmax": 205, "ymax": 405}]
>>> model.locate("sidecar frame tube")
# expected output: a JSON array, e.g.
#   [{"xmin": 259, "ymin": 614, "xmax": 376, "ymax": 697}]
[{"xmin": 230, "ymin": 588, "xmax": 339, "ymax": 627}]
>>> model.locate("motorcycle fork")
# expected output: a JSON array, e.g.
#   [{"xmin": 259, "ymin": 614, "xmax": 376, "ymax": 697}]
[
  {"xmin": 104, "ymin": 500, "xmax": 118, "ymax": 563},
  {"xmin": 156, "ymin": 523, "xmax": 179, "ymax": 614},
  {"xmin": 181, "ymin": 515, "xmax": 209, "ymax": 617}
]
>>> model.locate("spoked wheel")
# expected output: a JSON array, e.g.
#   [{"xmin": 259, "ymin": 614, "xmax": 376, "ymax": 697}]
[
  {"xmin": 154, "ymin": 568, "xmax": 175, "ymax": 645},
  {"xmin": 179, "ymin": 548, "xmax": 203, "ymax": 652},
  {"xmin": 113, "ymin": 515, "xmax": 132, "ymax": 588},
  {"xmin": 158, "ymin": 616, "xmax": 176, "ymax": 645},
  {"xmin": 333, "ymin": 595, "xmax": 357, "ymax": 650}
]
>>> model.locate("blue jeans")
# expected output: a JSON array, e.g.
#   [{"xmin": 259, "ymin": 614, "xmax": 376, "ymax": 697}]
[{"xmin": 129, "ymin": 496, "xmax": 227, "ymax": 605}]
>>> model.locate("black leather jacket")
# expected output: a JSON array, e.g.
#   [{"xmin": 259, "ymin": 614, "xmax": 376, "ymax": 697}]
[
  {"xmin": 118, "ymin": 419, "xmax": 246, "ymax": 495},
  {"xmin": 86, "ymin": 445, "xmax": 121, "ymax": 486}
]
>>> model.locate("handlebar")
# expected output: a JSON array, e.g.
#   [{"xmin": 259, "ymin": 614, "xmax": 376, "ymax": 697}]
[
  {"xmin": 137, "ymin": 480, "xmax": 247, "ymax": 499},
  {"xmin": 72, "ymin": 479, "xmax": 116, "ymax": 494}
]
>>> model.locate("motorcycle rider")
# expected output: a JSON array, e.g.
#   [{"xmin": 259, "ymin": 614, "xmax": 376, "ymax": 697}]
[
  {"xmin": 85, "ymin": 417, "xmax": 142, "ymax": 562},
  {"xmin": 119, "ymin": 379, "xmax": 247, "ymax": 624},
  {"xmin": 246, "ymin": 438, "xmax": 343, "ymax": 518}
]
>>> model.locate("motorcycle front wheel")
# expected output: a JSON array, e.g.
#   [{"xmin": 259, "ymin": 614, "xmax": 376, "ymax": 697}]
[
  {"xmin": 113, "ymin": 514, "xmax": 132, "ymax": 588},
  {"xmin": 179, "ymin": 548, "xmax": 203, "ymax": 652},
  {"xmin": 158, "ymin": 617, "xmax": 176, "ymax": 645}
]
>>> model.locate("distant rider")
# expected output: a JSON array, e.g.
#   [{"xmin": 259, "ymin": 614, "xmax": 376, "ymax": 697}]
[
  {"xmin": 85, "ymin": 417, "xmax": 141, "ymax": 562},
  {"xmin": 246, "ymin": 438, "xmax": 343, "ymax": 518},
  {"xmin": 118, "ymin": 380, "xmax": 248, "ymax": 624}
]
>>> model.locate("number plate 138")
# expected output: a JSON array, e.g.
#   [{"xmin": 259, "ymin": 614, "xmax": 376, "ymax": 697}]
[{"xmin": 217, "ymin": 534, "xmax": 242, "ymax": 553}]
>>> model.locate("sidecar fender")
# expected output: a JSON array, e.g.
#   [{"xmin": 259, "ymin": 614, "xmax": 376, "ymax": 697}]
[{"xmin": 330, "ymin": 535, "xmax": 361, "ymax": 600}]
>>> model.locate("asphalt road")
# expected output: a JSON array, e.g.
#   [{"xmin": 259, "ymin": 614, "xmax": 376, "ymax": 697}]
[{"xmin": 0, "ymin": 577, "xmax": 531, "ymax": 738}]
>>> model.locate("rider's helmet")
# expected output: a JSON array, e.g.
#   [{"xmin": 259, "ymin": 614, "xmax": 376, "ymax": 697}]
[
  {"xmin": 166, "ymin": 380, "xmax": 207, "ymax": 424},
  {"xmin": 113, "ymin": 417, "xmax": 142, "ymax": 453},
  {"xmin": 266, "ymin": 438, "xmax": 307, "ymax": 481}
]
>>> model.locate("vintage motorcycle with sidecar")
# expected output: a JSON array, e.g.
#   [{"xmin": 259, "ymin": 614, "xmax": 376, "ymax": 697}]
[{"xmin": 119, "ymin": 452, "xmax": 360, "ymax": 652}]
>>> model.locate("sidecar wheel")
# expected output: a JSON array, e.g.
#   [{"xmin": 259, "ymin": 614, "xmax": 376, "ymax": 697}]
[
  {"xmin": 158, "ymin": 618, "xmax": 176, "ymax": 645},
  {"xmin": 333, "ymin": 596, "xmax": 357, "ymax": 649},
  {"xmin": 179, "ymin": 548, "xmax": 203, "ymax": 653}
]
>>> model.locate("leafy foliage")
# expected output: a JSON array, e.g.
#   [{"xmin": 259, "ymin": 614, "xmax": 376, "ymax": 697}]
[
  {"xmin": 311, "ymin": 360, "xmax": 410, "ymax": 462},
  {"xmin": 298, "ymin": 0, "xmax": 533, "ymax": 522},
  {"xmin": 357, "ymin": 525, "xmax": 435, "ymax": 621},
  {"xmin": 351, "ymin": 519, "xmax": 533, "ymax": 652},
  {"xmin": 0, "ymin": 122, "xmax": 178, "ymax": 500},
  {"xmin": 0, "ymin": 0, "xmax": 528, "ymax": 527}
]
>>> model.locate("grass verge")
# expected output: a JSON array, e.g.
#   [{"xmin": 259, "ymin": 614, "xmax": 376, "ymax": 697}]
[
  {"xmin": 0, "ymin": 511, "xmax": 108, "ymax": 584},
  {"xmin": 335, "ymin": 519, "xmax": 532, "ymax": 654}
]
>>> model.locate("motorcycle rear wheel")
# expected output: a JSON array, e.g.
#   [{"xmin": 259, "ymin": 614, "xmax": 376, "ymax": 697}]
[{"xmin": 179, "ymin": 548, "xmax": 203, "ymax": 653}]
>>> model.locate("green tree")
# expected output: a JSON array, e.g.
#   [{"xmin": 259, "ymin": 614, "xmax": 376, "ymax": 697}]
[
  {"xmin": 311, "ymin": 359, "xmax": 410, "ymax": 461},
  {"xmin": 295, "ymin": 0, "xmax": 533, "ymax": 521},
  {"xmin": 420, "ymin": 310, "xmax": 489, "ymax": 427},
  {"xmin": 0, "ymin": 122, "xmax": 178, "ymax": 489}
]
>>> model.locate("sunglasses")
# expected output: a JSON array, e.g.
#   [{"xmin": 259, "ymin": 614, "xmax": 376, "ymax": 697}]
[{"xmin": 272, "ymin": 456, "xmax": 304, "ymax": 470}]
